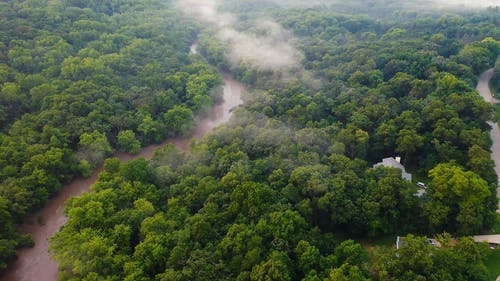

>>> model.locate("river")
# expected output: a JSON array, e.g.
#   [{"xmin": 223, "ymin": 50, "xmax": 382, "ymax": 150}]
[
  {"xmin": 0, "ymin": 44, "xmax": 244, "ymax": 281},
  {"xmin": 476, "ymin": 68, "xmax": 500, "ymax": 211},
  {"xmin": 2, "ymin": 56, "xmax": 497, "ymax": 281}
]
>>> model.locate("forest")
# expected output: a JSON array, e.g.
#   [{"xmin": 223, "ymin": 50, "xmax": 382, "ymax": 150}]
[
  {"xmin": 1, "ymin": 0, "xmax": 500, "ymax": 280},
  {"xmin": 0, "ymin": 0, "xmax": 221, "ymax": 271}
]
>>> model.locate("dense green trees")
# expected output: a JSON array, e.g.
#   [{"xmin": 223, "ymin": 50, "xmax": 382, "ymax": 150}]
[
  {"xmin": 0, "ymin": 0, "xmax": 498, "ymax": 278},
  {"xmin": 48, "ymin": 1, "xmax": 500, "ymax": 279},
  {"xmin": 51, "ymin": 150, "xmax": 362, "ymax": 280},
  {"xmin": 117, "ymin": 130, "xmax": 141, "ymax": 154},
  {"xmin": 425, "ymin": 163, "xmax": 492, "ymax": 234},
  {"xmin": 372, "ymin": 235, "xmax": 490, "ymax": 281},
  {"xmin": 163, "ymin": 106, "xmax": 194, "ymax": 137},
  {"xmin": 0, "ymin": 0, "xmax": 224, "ymax": 270},
  {"xmin": 50, "ymin": 115, "xmax": 494, "ymax": 280},
  {"xmin": 491, "ymin": 56, "xmax": 500, "ymax": 96}
]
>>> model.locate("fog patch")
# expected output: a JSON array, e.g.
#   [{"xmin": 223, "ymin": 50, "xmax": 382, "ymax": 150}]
[
  {"xmin": 175, "ymin": 0, "xmax": 303, "ymax": 71},
  {"xmin": 246, "ymin": 0, "xmax": 498, "ymax": 10},
  {"xmin": 424, "ymin": 0, "xmax": 499, "ymax": 9}
]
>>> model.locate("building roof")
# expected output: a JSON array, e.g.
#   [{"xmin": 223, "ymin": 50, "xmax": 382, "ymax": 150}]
[
  {"xmin": 473, "ymin": 235, "xmax": 500, "ymax": 245},
  {"xmin": 373, "ymin": 157, "xmax": 412, "ymax": 181}
]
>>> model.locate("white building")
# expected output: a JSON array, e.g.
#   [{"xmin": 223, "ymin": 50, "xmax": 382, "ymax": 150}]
[{"xmin": 373, "ymin": 157, "xmax": 412, "ymax": 181}]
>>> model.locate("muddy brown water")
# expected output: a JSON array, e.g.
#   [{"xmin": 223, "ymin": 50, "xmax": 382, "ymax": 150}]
[
  {"xmin": 0, "ymin": 48, "xmax": 244, "ymax": 280},
  {"xmin": 476, "ymin": 68, "xmax": 500, "ymax": 210}
]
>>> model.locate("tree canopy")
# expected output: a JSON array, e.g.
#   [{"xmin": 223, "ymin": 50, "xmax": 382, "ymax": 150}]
[
  {"xmin": 1, "ymin": 0, "xmax": 499, "ymax": 279},
  {"xmin": 0, "ymin": 0, "xmax": 223, "ymax": 270}
]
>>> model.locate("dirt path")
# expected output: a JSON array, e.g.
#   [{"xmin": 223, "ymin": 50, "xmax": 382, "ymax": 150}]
[
  {"xmin": 0, "ymin": 48, "xmax": 244, "ymax": 281},
  {"xmin": 476, "ymin": 68, "xmax": 500, "ymax": 211}
]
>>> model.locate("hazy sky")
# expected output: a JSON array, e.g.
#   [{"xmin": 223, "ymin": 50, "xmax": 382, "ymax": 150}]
[
  {"xmin": 262, "ymin": 0, "xmax": 499, "ymax": 10},
  {"xmin": 427, "ymin": 0, "xmax": 499, "ymax": 8}
]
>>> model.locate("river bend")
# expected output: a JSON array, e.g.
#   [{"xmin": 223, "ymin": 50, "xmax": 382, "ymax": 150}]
[
  {"xmin": 0, "ymin": 51, "xmax": 244, "ymax": 281},
  {"xmin": 2, "ymin": 57, "xmax": 498, "ymax": 281}
]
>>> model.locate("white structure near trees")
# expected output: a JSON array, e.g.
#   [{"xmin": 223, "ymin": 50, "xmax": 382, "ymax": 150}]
[
  {"xmin": 473, "ymin": 235, "xmax": 500, "ymax": 247},
  {"xmin": 373, "ymin": 157, "xmax": 412, "ymax": 181}
]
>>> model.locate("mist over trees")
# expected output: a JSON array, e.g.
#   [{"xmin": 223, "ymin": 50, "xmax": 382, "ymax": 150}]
[{"xmin": 1, "ymin": 0, "xmax": 500, "ymax": 280}]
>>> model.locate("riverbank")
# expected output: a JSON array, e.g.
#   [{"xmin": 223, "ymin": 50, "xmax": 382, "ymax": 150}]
[
  {"xmin": 476, "ymin": 68, "xmax": 500, "ymax": 211},
  {"xmin": 0, "ymin": 65, "xmax": 244, "ymax": 281},
  {"xmin": 490, "ymin": 69, "xmax": 500, "ymax": 99},
  {"xmin": 494, "ymin": 105, "xmax": 500, "ymax": 126}
]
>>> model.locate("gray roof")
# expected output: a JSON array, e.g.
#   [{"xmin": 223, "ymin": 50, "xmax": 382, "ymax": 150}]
[
  {"xmin": 473, "ymin": 235, "xmax": 500, "ymax": 245},
  {"xmin": 374, "ymin": 157, "xmax": 412, "ymax": 181}
]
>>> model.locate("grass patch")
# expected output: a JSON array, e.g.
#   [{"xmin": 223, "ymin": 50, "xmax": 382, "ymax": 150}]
[
  {"xmin": 485, "ymin": 250, "xmax": 500, "ymax": 281},
  {"xmin": 406, "ymin": 165, "xmax": 429, "ymax": 187},
  {"xmin": 491, "ymin": 85, "xmax": 500, "ymax": 99},
  {"xmin": 410, "ymin": 172, "xmax": 429, "ymax": 185},
  {"xmin": 491, "ymin": 71, "xmax": 500, "ymax": 99},
  {"xmin": 482, "ymin": 213, "xmax": 500, "ymax": 235},
  {"xmin": 494, "ymin": 104, "xmax": 500, "ymax": 125},
  {"xmin": 333, "ymin": 232, "xmax": 397, "ymax": 248},
  {"xmin": 356, "ymin": 234, "xmax": 397, "ymax": 250},
  {"xmin": 364, "ymin": 235, "xmax": 396, "ymax": 247},
  {"xmin": 492, "ymin": 214, "xmax": 500, "ymax": 234}
]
